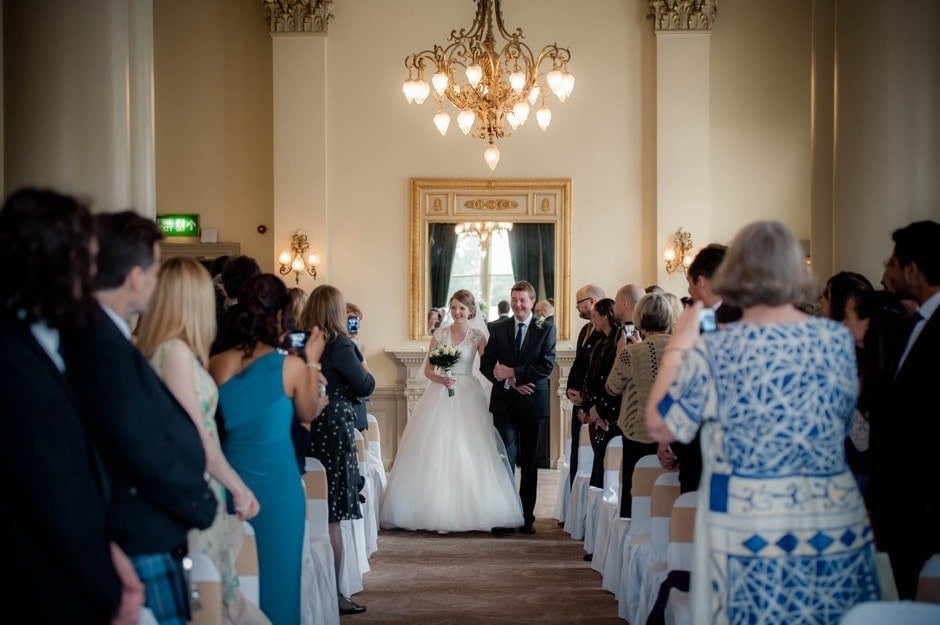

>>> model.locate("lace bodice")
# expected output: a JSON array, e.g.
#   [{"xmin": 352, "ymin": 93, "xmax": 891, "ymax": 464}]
[{"xmin": 432, "ymin": 324, "xmax": 485, "ymax": 375}]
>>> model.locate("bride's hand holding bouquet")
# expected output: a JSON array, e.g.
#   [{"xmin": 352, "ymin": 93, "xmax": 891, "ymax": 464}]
[{"xmin": 428, "ymin": 345, "xmax": 460, "ymax": 397}]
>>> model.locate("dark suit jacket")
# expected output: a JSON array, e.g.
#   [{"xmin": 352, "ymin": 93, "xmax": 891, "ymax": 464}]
[
  {"xmin": 64, "ymin": 305, "xmax": 216, "ymax": 555},
  {"xmin": 480, "ymin": 316, "xmax": 556, "ymax": 423},
  {"xmin": 869, "ymin": 306, "xmax": 940, "ymax": 552},
  {"xmin": 0, "ymin": 319, "xmax": 121, "ymax": 623},
  {"xmin": 566, "ymin": 322, "xmax": 598, "ymax": 395}
]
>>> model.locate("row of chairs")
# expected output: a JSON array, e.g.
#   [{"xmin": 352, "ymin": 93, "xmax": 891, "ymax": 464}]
[
  {"xmin": 183, "ymin": 414, "xmax": 388, "ymax": 625},
  {"xmin": 557, "ymin": 424, "xmax": 940, "ymax": 624}
]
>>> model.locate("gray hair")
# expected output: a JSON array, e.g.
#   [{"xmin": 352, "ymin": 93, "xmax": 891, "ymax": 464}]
[
  {"xmin": 633, "ymin": 293, "xmax": 674, "ymax": 333},
  {"xmin": 712, "ymin": 220, "xmax": 818, "ymax": 309}
]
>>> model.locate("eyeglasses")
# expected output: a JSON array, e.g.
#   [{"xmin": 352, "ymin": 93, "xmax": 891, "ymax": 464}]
[{"xmin": 576, "ymin": 297, "xmax": 592, "ymax": 305}]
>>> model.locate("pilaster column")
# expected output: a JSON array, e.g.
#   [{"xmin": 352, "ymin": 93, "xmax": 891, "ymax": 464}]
[
  {"xmin": 553, "ymin": 346, "xmax": 577, "ymax": 467},
  {"xmin": 647, "ymin": 1, "xmax": 718, "ymax": 294},
  {"xmin": 264, "ymin": 0, "xmax": 333, "ymax": 290}
]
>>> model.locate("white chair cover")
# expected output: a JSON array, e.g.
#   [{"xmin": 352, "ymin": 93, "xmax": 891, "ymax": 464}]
[
  {"xmin": 364, "ymin": 414, "xmax": 388, "ymax": 537},
  {"xmin": 301, "ymin": 459, "xmax": 340, "ymax": 625},
  {"xmin": 839, "ymin": 601, "xmax": 940, "ymax": 624},
  {"xmin": 917, "ymin": 553, "xmax": 940, "ymax": 603},
  {"xmin": 587, "ymin": 435, "xmax": 623, "ymax": 562},
  {"xmin": 563, "ymin": 424, "xmax": 594, "ymax": 540},
  {"xmin": 354, "ymin": 430, "xmax": 378, "ymax": 558},
  {"xmin": 600, "ymin": 516, "xmax": 631, "ymax": 595},
  {"xmin": 616, "ymin": 454, "xmax": 667, "ymax": 615},
  {"xmin": 234, "ymin": 520, "xmax": 260, "ymax": 608},
  {"xmin": 139, "ymin": 607, "xmax": 159, "ymax": 625},
  {"xmin": 662, "ymin": 490, "xmax": 697, "ymax": 625},
  {"xmin": 187, "ymin": 551, "xmax": 223, "ymax": 625},
  {"xmin": 633, "ymin": 471, "xmax": 681, "ymax": 625},
  {"xmin": 553, "ymin": 431, "xmax": 573, "ymax": 523}
]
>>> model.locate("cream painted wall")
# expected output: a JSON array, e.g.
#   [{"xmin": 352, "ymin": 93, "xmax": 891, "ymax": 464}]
[
  {"xmin": 711, "ymin": 0, "xmax": 813, "ymax": 248},
  {"xmin": 153, "ymin": 0, "xmax": 273, "ymax": 267}
]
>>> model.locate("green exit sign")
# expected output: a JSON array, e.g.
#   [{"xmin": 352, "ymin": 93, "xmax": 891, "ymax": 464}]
[{"xmin": 156, "ymin": 214, "xmax": 200, "ymax": 237}]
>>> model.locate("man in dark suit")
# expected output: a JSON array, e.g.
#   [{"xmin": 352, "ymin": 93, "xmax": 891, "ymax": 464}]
[
  {"xmin": 870, "ymin": 219, "xmax": 940, "ymax": 599},
  {"xmin": 64, "ymin": 211, "xmax": 217, "ymax": 624},
  {"xmin": 0, "ymin": 188, "xmax": 144, "ymax": 624},
  {"xmin": 481, "ymin": 280, "xmax": 557, "ymax": 535},
  {"xmin": 659, "ymin": 245, "xmax": 743, "ymax": 493},
  {"xmin": 565, "ymin": 284, "xmax": 606, "ymax": 486}
]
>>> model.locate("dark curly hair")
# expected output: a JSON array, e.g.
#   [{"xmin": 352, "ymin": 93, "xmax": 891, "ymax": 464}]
[
  {"xmin": 0, "ymin": 187, "xmax": 96, "ymax": 329},
  {"xmin": 231, "ymin": 274, "xmax": 294, "ymax": 356}
]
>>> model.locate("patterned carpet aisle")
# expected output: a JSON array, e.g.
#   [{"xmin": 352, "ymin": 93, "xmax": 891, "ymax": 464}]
[{"xmin": 349, "ymin": 469, "xmax": 622, "ymax": 624}]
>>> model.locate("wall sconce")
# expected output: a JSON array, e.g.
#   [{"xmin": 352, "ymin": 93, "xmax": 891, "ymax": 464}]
[
  {"xmin": 278, "ymin": 233, "xmax": 319, "ymax": 284},
  {"xmin": 663, "ymin": 228, "xmax": 694, "ymax": 275}
]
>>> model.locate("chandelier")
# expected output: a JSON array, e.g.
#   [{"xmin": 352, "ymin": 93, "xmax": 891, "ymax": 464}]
[
  {"xmin": 278, "ymin": 233, "xmax": 320, "ymax": 284},
  {"xmin": 454, "ymin": 221, "xmax": 513, "ymax": 245},
  {"xmin": 401, "ymin": 0, "xmax": 574, "ymax": 170}
]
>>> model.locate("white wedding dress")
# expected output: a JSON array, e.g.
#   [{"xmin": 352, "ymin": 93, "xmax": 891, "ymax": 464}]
[{"xmin": 379, "ymin": 324, "xmax": 524, "ymax": 532}]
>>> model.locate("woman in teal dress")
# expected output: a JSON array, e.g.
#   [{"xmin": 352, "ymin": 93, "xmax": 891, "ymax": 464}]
[
  {"xmin": 136, "ymin": 257, "xmax": 270, "ymax": 625},
  {"xmin": 299, "ymin": 284, "xmax": 376, "ymax": 616},
  {"xmin": 209, "ymin": 273, "xmax": 327, "ymax": 625}
]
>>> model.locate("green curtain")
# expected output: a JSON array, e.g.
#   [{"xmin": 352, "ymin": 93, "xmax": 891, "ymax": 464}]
[
  {"xmin": 429, "ymin": 223, "xmax": 457, "ymax": 308},
  {"xmin": 540, "ymin": 223, "xmax": 555, "ymax": 300},
  {"xmin": 507, "ymin": 223, "xmax": 541, "ymax": 289}
]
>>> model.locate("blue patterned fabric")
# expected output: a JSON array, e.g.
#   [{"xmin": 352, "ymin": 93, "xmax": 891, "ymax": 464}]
[{"xmin": 660, "ymin": 318, "xmax": 880, "ymax": 624}]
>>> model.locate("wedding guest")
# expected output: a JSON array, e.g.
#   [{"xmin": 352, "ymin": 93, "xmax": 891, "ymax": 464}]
[
  {"xmin": 64, "ymin": 211, "xmax": 218, "ymax": 624},
  {"xmin": 603, "ymin": 293, "xmax": 676, "ymax": 517},
  {"xmin": 534, "ymin": 299, "xmax": 555, "ymax": 325},
  {"xmin": 869, "ymin": 219, "xmax": 940, "ymax": 599},
  {"xmin": 345, "ymin": 301, "xmax": 370, "ymax": 432},
  {"xmin": 299, "ymin": 284, "xmax": 376, "ymax": 615},
  {"xmin": 210, "ymin": 274, "xmax": 327, "ymax": 624},
  {"xmin": 0, "ymin": 187, "xmax": 144, "ymax": 625},
  {"xmin": 381, "ymin": 289, "xmax": 523, "ymax": 533},
  {"xmin": 211, "ymin": 254, "xmax": 261, "ymax": 356},
  {"xmin": 427, "ymin": 308, "xmax": 443, "ymax": 333},
  {"xmin": 135, "ymin": 257, "xmax": 269, "ymax": 625},
  {"xmin": 565, "ymin": 284, "xmax": 606, "ymax": 487},
  {"xmin": 578, "ymin": 298, "xmax": 624, "ymax": 491},
  {"xmin": 646, "ymin": 220, "xmax": 880, "ymax": 623}
]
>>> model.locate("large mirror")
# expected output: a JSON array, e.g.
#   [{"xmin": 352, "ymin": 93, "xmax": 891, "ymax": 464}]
[{"xmin": 411, "ymin": 178, "xmax": 571, "ymax": 341}]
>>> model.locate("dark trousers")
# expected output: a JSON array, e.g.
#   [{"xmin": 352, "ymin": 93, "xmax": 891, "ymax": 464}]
[
  {"xmin": 620, "ymin": 438, "xmax": 659, "ymax": 518},
  {"xmin": 568, "ymin": 409, "xmax": 582, "ymax": 487},
  {"xmin": 498, "ymin": 415, "xmax": 548, "ymax": 528}
]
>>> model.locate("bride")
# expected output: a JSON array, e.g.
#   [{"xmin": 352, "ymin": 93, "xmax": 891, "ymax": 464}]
[{"xmin": 379, "ymin": 289, "xmax": 524, "ymax": 532}]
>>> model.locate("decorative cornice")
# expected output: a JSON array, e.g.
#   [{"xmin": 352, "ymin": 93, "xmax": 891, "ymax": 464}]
[
  {"xmin": 647, "ymin": 0, "xmax": 718, "ymax": 32},
  {"xmin": 263, "ymin": 0, "xmax": 333, "ymax": 34}
]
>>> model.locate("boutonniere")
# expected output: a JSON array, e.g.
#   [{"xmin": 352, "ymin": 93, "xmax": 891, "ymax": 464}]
[{"xmin": 534, "ymin": 315, "xmax": 546, "ymax": 330}]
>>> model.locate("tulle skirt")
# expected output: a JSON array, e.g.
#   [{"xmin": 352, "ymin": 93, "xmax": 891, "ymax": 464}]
[{"xmin": 379, "ymin": 374, "xmax": 524, "ymax": 532}]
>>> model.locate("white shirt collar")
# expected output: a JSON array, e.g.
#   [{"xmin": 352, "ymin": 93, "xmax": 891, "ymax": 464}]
[
  {"xmin": 101, "ymin": 304, "xmax": 132, "ymax": 340},
  {"xmin": 29, "ymin": 320, "xmax": 64, "ymax": 372}
]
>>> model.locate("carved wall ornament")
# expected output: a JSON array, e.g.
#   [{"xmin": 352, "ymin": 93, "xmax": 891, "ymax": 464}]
[
  {"xmin": 263, "ymin": 0, "xmax": 333, "ymax": 34},
  {"xmin": 462, "ymin": 198, "xmax": 519, "ymax": 211},
  {"xmin": 647, "ymin": 0, "xmax": 718, "ymax": 32}
]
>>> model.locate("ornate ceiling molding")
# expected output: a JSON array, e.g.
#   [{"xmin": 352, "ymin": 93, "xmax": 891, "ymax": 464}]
[
  {"xmin": 647, "ymin": 0, "xmax": 718, "ymax": 32},
  {"xmin": 263, "ymin": 0, "xmax": 333, "ymax": 34}
]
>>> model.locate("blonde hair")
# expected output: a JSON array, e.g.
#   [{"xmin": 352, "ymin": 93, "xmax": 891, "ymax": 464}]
[
  {"xmin": 633, "ymin": 293, "xmax": 674, "ymax": 333},
  {"xmin": 135, "ymin": 256, "xmax": 216, "ymax": 366},
  {"xmin": 299, "ymin": 283, "xmax": 348, "ymax": 341}
]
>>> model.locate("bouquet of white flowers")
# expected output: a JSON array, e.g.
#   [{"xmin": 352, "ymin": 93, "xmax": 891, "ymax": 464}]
[{"xmin": 428, "ymin": 344, "xmax": 460, "ymax": 397}]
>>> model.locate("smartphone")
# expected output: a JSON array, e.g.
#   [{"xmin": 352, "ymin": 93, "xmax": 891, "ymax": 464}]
[
  {"xmin": 347, "ymin": 316, "xmax": 360, "ymax": 335},
  {"xmin": 623, "ymin": 323, "xmax": 636, "ymax": 339},
  {"xmin": 287, "ymin": 330, "xmax": 310, "ymax": 349},
  {"xmin": 698, "ymin": 307, "xmax": 718, "ymax": 333}
]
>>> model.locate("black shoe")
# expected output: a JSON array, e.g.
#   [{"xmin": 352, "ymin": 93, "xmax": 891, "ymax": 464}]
[
  {"xmin": 491, "ymin": 526, "xmax": 516, "ymax": 537},
  {"xmin": 519, "ymin": 525, "xmax": 536, "ymax": 535},
  {"xmin": 338, "ymin": 596, "xmax": 366, "ymax": 615},
  {"xmin": 583, "ymin": 553, "xmax": 593, "ymax": 562}
]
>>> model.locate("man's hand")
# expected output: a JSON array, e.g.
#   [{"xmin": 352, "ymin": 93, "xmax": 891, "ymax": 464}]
[
  {"xmin": 566, "ymin": 389, "xmax": 582, "ymax": 405},
  {"xmin": 109, "ymin": 542, "xmax": 145, "ymax": 625},
  {"xmin": 509, "ymin": 380, "xmax": 535, "ymax": 395},
  {"xmin": 494, "ymin": 363, "xmax": 514, "ymax": 382}
]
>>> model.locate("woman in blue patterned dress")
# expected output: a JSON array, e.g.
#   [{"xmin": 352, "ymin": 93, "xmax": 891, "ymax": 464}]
[{"xmin": 646, "ymin": 221, "xmax": 880, "ymax": 624}]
